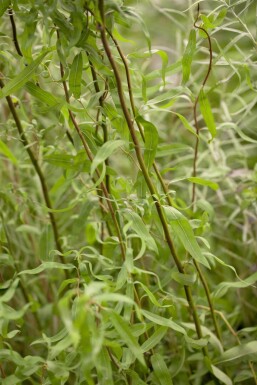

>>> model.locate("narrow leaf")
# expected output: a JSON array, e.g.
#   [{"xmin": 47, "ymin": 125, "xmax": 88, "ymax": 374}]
[
  {"xmin": 141, "ymin": 326, "xmax": 168, "ymax": 353},
  {"xmin": 175, "ymin": 112, "xmax": 197, "ymax": 136},
  {"xmin": 0, "ymin": 0, "xmax": 10, "ymax": 17},
  {"xmin": 211, "ymin": 365, "xmax": 233, "ymax": 385},
  {"xmin": 199, "ymin": 89, "xmax": 216, "ymax": 139},
  {"xmin": 188, "ymin": 177, "xmax": 219, "ymax": 191},
  {"xmin": 95, "ymin": 347, "xmax": 114, "ymax": 385},
  {"xmin": 18, "ymin": 262, "xmax": 75, "ymax": 275},
  {"xmin": 0, "ymin": 139, "xmax": 18, "ymax": 165},
  {"xmin": 164, "ymin": 206, "xmax": 210, "ymax": 268},
  {"xmin": 69, "ymin": 52, "xmax": 83, "ymax": 99},
  {"xmin": 151, "ymin": 353, "xmax": 174, "ymax": 385},
  {"xmin": 213, "ymin": 271, "xmax": 257, "ymax": 298},
  {"xmin": 123, "ymin": 209, "xmax": 158, "ymax": 253},
  {"xmin": 91, "ymin": 140, "xmax": 125, "ymax": 176},
  {"xmin": 137, "ymin": 116, "xmax": 159, "ymax": 170},
  {"xmin": 141, "ymin": 309, "xmax": 186, "ymax": 335},
  {"xmin": 182, "ymin": 29, "xmax": 196, "ymax": 84},
  {"xmin": 171, "ymin": 271, "xmax": 197, "ymax": 286},
  {"xmin": 0, "ymin": 51, "xmax": 49, "ymax": 98},
  {"xmin": 214, "ymin": 341, "xmax": 257, "ymax": 364},
  {"xmin": 25, "ymin": 82, "xmax": 61, "ymax": 107},
  {"xmin": 109, "ymin": 311, "xmax": 145, "ymax": 366}
]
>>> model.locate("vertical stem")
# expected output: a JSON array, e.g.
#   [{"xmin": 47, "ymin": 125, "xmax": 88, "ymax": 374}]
[
  {"xmin": 98, "ymin": 0, "xmax": 207, "ymax": 353},
  {"xmin": 0, "ymin": 78, "xmax": 65, "ymax": 264}
]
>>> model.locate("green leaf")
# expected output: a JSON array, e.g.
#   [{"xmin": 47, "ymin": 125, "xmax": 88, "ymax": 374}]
[
  {"xmin": 127, "ymin": 370, "xmax": 148, "ymax": 385},
  {"xmin": 95, "ymin": 347, "xmax": 114, "ymax": 385},
  {"xmin": 0, "ymin": 0, "xmax": 10, "ymax": 17},
  {"xmin": 123, "ymin": 209, "xmax": 158, "ymax": 253},
  {"xmin": 187, "ymin": 177, "xmax": 219, "ymax": 191},
  {"xmin": 151, "ymin": 353, "xmax": 174, "ymax": 385},
  {"xmin": 0, "ymin": 51, "xmax": 49, "ymax": 99},
  {"xmin": 164, "ymin": 206, "xmax": 210, "ymax": 269},
  {"xmin": 211, "ymin": 365, "xmax": 233, "ymax": 385},
  {"xmin": 141, "ymin": 309, "xmax": 186, "ymax": 335},
  {"xmin": 171, "ymin": 271, "xmax": 197, "ymax": 286},
  {"xmin": 39, "ymin": 224, "xmax": 54, "ymax": 261},
  {"xmin": 214, "ymin": 342, "xmax": 257, "ymax": 364},
  {"xmin": 182, "ymin": 29, "xmax": 196, "ymax": 84},
  {"xmin": 91, "ymin": 140, "xmax": 125, "ymax": 176},
  {"xmin": 18, "ymin": 262, "xmax": 75, "ymax": 275},
  {"xmin": 25, "ymin": 82, "xmax": 61, "ymax": 107},
  {"xmin": 69, "ymin": 52, "xmax": 83, "ymax": 99},
  {"xmin": 0, "ymin": 139, "xmax": 18, "ymax": 165},
  {"xmin": 199, "ymin": 89, "xmax": 216, "ymax": 139},
  {"xmin": 137, "ymin": 116, "xmax": 159, "ymax": 170},
  {"xmin": 141, "ymin": 326, "xmax": 168, "ymax": 353},
  {"xmin": 213, "ymin": 271, "xmax": 257, "ymax": 298},
  {"xmin": 174, "ymin": 112, "xmax": 197, "ymax": 136},
  {"xmin": 0, "ymin": 279, "xmax": 19, "ymax": 303},
  {"xmin": 108, "ymin": 311, "xmax": 145, "ymax": 366}
]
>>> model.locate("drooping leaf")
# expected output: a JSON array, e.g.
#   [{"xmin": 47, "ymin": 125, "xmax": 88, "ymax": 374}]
[
  {"xmin": 91, "ymin": 140, "xmax": 125, "ymax": 175},
  {"xmin": 69, "ymin": 52, "xmax": 83, "ymax": 98},
  {"xmin": 211, "ymin": 365, "xmax": 233, "ymax": 385},
  {"xmin": 95, "ymin": 347, "xmax": 114, "ymax": 385},
  {"xmin": 25, "ymin": 81, "xmax": 61, "ymax": 107},
  {"xmin": 199, "ymin": 88, "xmax": 217, "ymax": 139},
  {"xmin": 136, "ymin": 116, "xmax": 159, "ymax": 170},
  {"xmin": 0, "ymin": 50, "xmax": 49, "ymax": 98},
  {"xmin": 182, "ymin": 29, "xmax": 196, "ymax": 84},
  {"xmin": 187, "ymin": 177, "xmax": 219, "ymax": 191},
  {"xmin": 141, "ymin": 309, "xmax": 186, "ymax": 335},
  {"xmin": 175, "ymin": 112, "xmax": 197, "ymax": 136},
  {"xmin": 214, "ymin": 341, "xmax": 257, "ymax": 364},
  {"xmin": 0, "ymin": 0, "xmax": 10, "ymax": 17},
  {"xmin": 164, "ymin": 206, "xmax": 210, "ymax": 268},
  {"xmin": 123, "ymin": 209, "xmax": 158, "ymax": 253},
  {"xmin": 108, "ymin": 311, "xmax": 145, "ymax": 366},
  {"xmin": 151, "ymin": 353, "xmax": 174, "ymax": 385},
  {"xmin": 18, "ymin": 262, "xmax": 75, "ymax": 275},
  {"xmin": 171, "ymin": 271, "xmax": 197, "ymax": 286},
  {"xmin": 141, "ymin": 326, "xmax": 168, "ymax": 353},
  {"xmin": 213, "ymin": 271, "xmax": 257, "ymax": 298},
  {"xmin": 0, "ymin": 139, "xmax": 18, "ymax": 165}
]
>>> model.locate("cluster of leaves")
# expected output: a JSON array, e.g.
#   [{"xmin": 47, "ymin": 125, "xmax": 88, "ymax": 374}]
[{"xmin": 0, "ymin": 0, "xmax": 257, "ymax": 384}]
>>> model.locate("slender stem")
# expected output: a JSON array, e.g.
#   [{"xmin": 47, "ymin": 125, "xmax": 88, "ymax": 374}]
[
  {"xmin": 98, "ymin": 0, "xmax": 206, "ymax": 353},
  {"xmin": 0, "ymin": 77, "xmax": 65, "ymax": 264},
  {"xmin": 8, "ymin": 8, "xmax": 23, "ymax": 57},
  {"xmin": 87, "ymin": 52, "xmax": 110, "ymax": 192},
  {"xmin": 107, "ymin": 30, "xmax": 173, "ymax": 206},
  {"xmin": 192, "ymin": 4, "xmax": 213, "ymax": 204},
  {"xmin": 55, "ymin": 40, "xmax": 126, "ymax": 262},
  {"xmin": 189, "ymin": 5, "xmax": 222, "ymax": 342}
]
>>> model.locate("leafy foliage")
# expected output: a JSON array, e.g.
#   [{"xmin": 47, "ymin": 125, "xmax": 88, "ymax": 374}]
[{"xmin": 0, "ymin": 0, "xmax": 257, "ymax": 384}]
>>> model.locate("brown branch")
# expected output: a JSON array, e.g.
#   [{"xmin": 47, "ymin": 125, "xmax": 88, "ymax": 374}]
[{"xmin": 98, "ymin": 0, "xmax": 207, "ymax": 354}]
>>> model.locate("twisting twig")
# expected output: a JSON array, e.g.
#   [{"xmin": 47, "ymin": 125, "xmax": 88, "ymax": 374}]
[{"xmin": 192, "ymin": 4, "xmax": 213, "ymax": 204}]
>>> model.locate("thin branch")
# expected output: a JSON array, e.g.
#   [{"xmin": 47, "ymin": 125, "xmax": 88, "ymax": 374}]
[
  {"xmin": 0, "ymin": 76, "xmax": 65, "ymax": 265},
  {"xmin": 192, "ymin": 4, "xmax": 213, "ymax": 204},
  {"xmin": 98, "ymin": 0, "xmax": 208, "ymax": 357}
]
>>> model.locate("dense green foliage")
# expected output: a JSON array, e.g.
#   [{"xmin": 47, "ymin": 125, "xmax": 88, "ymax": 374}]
[{"xmin": 0, "ymin": 0, "xmax": 257, "ymax": 384}]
